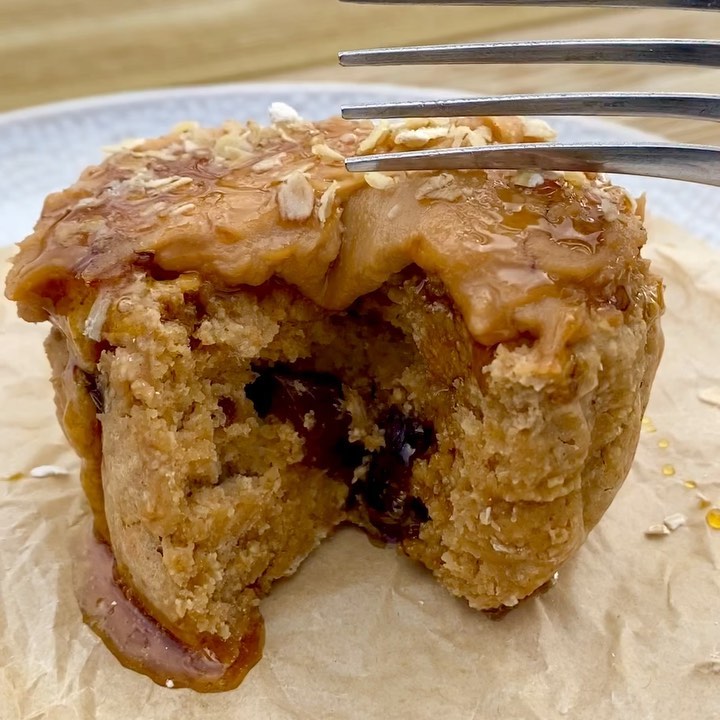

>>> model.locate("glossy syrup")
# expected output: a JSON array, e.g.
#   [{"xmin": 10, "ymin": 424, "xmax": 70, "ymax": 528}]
[{"xmin": 74, "ymin": 531, "xmax": 263, "ymax": 692}]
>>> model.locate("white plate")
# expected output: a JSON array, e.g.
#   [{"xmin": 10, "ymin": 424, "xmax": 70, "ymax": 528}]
[{"xmin": 1, "ymin": 81, "xmax": 717, "ymax": 248}]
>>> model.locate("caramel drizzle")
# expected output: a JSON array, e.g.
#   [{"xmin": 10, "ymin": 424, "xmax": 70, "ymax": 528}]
[{"xmin": 74, "ymin": 530, "xmax": 263, "ymax": 692}]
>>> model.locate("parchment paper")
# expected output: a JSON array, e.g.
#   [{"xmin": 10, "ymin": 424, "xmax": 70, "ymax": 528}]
[{"xmin": 1, "ymin": 217, "xmax": 718, "ymax": 720}]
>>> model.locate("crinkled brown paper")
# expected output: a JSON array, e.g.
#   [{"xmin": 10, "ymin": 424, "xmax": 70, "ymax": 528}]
[{"xmin": 1, "ymin": 217, "xmax": 718, "ymax": 720}]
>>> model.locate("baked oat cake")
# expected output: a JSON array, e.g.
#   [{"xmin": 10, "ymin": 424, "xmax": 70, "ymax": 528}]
[{"xmin": 5, "ymin": 107, "xmax": 664, "ymax": 690}]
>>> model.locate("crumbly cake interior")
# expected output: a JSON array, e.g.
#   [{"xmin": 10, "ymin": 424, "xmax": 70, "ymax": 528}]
[
  {"xmin": 5, "ymin": 110, "xmax": 664, "ymax": 690},
  {"xmin": 62, "ymin": 260, "xmax": 660, "ymax": 658}
]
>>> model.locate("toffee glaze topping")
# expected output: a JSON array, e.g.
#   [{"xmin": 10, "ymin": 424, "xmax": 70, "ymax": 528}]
[{"xmin": 5, "ymin": 115, "xmax": 651, "ymax": 367}]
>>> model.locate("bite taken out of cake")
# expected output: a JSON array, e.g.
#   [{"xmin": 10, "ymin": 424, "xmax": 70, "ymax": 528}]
[{"xmin": 5, "ymin": 108, "xmax": 664, "ymax": 691}]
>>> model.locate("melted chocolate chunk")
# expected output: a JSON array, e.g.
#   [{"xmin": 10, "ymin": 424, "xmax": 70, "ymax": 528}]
[
  {"xmin": 246, "ymin": 367, "xmax": 434, "ymax": 543},
  {"xmin": 351, "ymin": 407, "xmax": 434, "ymax": 543},
  {"xmin": 245, "ymin": 364, "xmax": 364, "ymax": 481},
  {"xmin": 82, "ymin": 370, "xmax": 104, "ymax": 412},
  {"xmin": 217, "ymin": 396, "xmax": 237, "ymax": 426}
]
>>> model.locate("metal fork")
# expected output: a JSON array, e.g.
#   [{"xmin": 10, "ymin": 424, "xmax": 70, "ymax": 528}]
[{"xmin": 339, "ymin": 0, "xmax": 720, "ymax": 186}]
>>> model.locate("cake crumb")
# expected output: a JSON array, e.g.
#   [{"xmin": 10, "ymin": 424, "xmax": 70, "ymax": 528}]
[
  {"xmin": 663, "ymin": 513, "xmax": 687, "ymax": 531},
  {"xmin": 165, "ymin": 679, "xmax": 175, "ymax": 688},
  {"xmin": 563, "ymin": 171, "xmax": 590, "ymax": 188},
  {"xmin": 393, "ymin": 125, "xmax": 450, "ymax": 148},
  {"xmin": 521, "ymin": 117, "xmax": 556, "ymax": 141},
  {"xmin": 644, "ymin": 524, "xmax": 670, "ymax": 537},
  {"xmin": 30, "ymin": 465, "xmax": 69, "ymax": 478},
  {"xmin": 172, "ymin": 120, "xmax": 200, "ymax": 134},
  {"xmin": 698, "ymin": 386, "xmax": 720, "ymax": 407}
]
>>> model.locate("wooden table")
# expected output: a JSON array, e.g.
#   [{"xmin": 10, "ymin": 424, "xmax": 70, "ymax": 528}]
[{"xmin": 2, "ymin": 2, "xmax": 718, "ymax": 144}]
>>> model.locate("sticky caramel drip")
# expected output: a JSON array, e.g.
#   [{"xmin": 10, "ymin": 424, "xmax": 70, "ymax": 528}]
[{"xmin": 74, "ymin": 531, "xmax": 263, "ymax": 692}]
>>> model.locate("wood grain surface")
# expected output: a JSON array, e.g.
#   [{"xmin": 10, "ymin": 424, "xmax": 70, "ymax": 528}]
[{"xmin": 1, "ymin": 1, "xmax": 718, "ymax": 144}]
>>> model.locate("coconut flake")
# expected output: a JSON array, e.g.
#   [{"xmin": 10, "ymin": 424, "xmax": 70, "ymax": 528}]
[
  {"xmin": 317, "ymin": 181, "xmax": 339, "ymax": 224},
  {"xmin": 358, "ymin": 122, "xmax": 390, "ymax": 154},
  {"xmin": 415, "ymin": 173, "xmax": 464, "ymax": 201},
  {"xmin": 278, "ymin": 171, "xmax": 315, "ymax": 222},
  {"xmin": 364, "ymin": 172, "xmax": 396, "ymax": 191},
  {"xmin": 268, "ymin": 102, "xmax": 302, "ymax": 124},
  {"xmin": 312, "ymin": 143, "xmax": 345, "ymax": 164},
  {"xmin": 252, "ymin": 153, "xmax": 286, "ymax": 173},
  {"xmin": 521, "ymin": 117, "xmax": 556, "ymax": 141},
  {"xmin": 393, "ymin": 125, "xmax": 450, "ymax": 148},
  {"xmin": 144, "ymin": 176, "xmax": 193, "ymax": 191},
  {"xmin": 663, "ymin": 513, "xmax": 687, "ymax": 531},
  {"xmin": 102, "ymin": 137, "xmax": 147, "ymax": 155},
  {"xmin": 84, "ymin": 294, "xmax": 112, "ymax": 341},
  {"xmin": 513, "ymin": 171, "xmax": 546, "ymax": 188}
]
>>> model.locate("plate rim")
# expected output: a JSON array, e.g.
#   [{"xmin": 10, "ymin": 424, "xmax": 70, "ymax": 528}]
[{"xmin": 0, "ymin": 79, "xmax": 690, "ymax": 147}]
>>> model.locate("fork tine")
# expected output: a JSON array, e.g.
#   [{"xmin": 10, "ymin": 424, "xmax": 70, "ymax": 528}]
[
  {"xmin": 340, "ymin": 0, "xmax": 720, "ymax": 9},
  {"xmin": 339, "ymin": 39, "xmax": 720, "ymax": 67},
  {"xmin": 342, "ymin": 92, "xmax": 720, "ymax": 121},
  {"xmin": 344, "ymin": 143, "xmax": 720, "ymax": 186}
]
